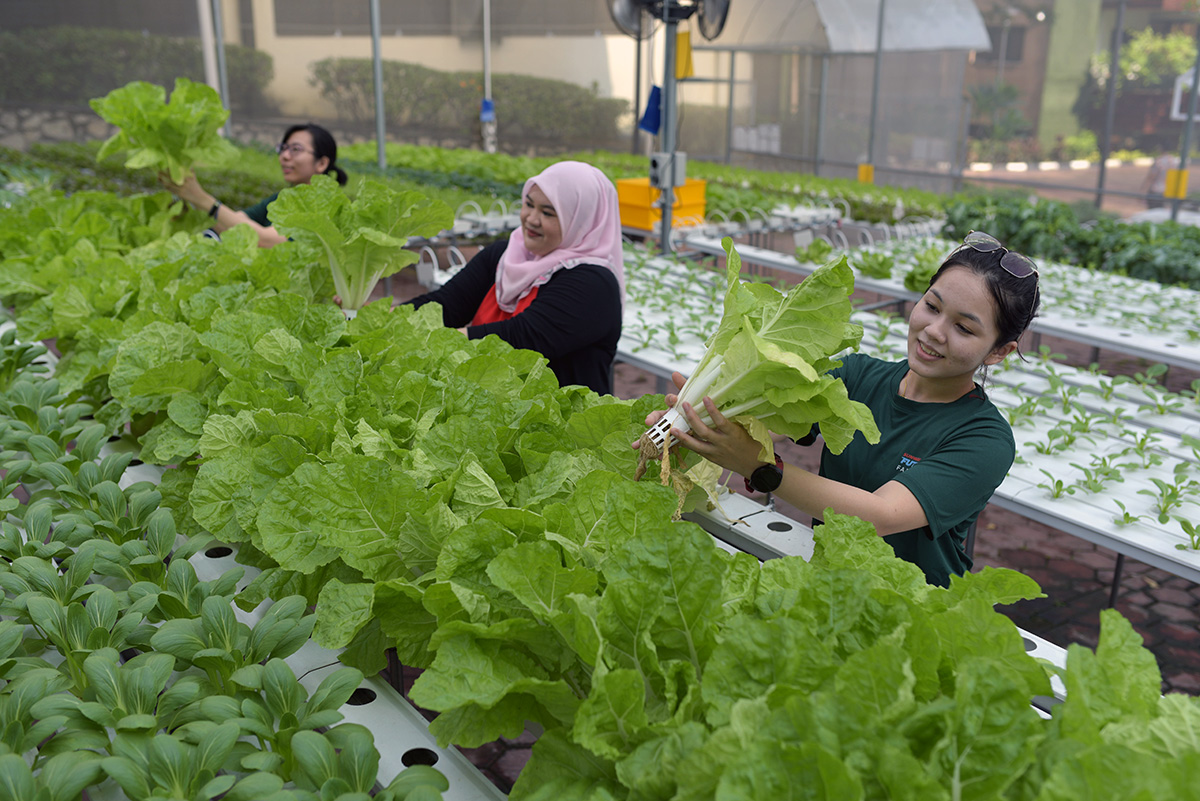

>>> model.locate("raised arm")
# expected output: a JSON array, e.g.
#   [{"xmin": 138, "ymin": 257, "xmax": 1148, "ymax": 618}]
[{"xmin": 159, "ymin": 171, "xmax": 287, "ymax": 248}]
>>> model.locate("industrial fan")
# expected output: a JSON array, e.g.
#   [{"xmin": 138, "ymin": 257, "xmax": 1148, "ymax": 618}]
[{"xmin": 608, "ymin": 0, "xmax": 732, "ymax": 249}]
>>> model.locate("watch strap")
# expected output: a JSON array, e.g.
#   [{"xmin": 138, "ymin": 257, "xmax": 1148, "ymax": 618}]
[{"xmin": 744, "ymin": 455, "xmax": 785, "ymax": 493}]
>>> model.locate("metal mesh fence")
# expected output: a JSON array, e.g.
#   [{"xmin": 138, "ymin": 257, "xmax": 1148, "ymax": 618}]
[
  {"xmin": 3, "ymin": 0, "xmax": 972, "ymax": 195},
  {"xmin": 680, "ymin": 47, "xmax": 968, "ymax": 194}
]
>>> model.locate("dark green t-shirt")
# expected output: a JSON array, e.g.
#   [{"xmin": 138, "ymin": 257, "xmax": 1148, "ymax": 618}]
[
  {"xmin": 821, "ymin": 354, "xmax": 1015, "ymax": 586},
  {"xmin": 242, "ymin": 191, "xmax": 279, "ymax": 227}
]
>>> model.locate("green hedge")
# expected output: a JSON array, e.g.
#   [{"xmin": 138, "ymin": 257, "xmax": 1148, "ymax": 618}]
[
  {"xmin": 310, "ymin": 58, "xmax": 627, "ymax": 147},
  {"xmin": 0, "ymin": 26, "xmax": 273, "ymax": 113},
  {"xmin": 943, "ymin": 193, "xmax": 1200, "ymax": 289}
]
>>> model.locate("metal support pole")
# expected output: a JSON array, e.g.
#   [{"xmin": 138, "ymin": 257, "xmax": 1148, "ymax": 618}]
[
  {"xmin": 1096, "ymin": 0, "xmax": 1126, "ymax": 208},
  {"xmin": 632, "ymin": 13, "xmax": 643, "ymax": 154},
  {"xmin": 196, "ymin": 0, "xmax": 219, "ymax": 97},
  {"xmin": 954, "ymin": 94, "xmax": 972, "ymax": 193},
  {"xmin": 370, "ymin": 0, "xmax": 387, "ymax": 169},
  {"xmin": 866, "ymin": 0, "xmax": 886, "ymax": 171},
  {"xmin": 996, "ymin": 18, "xmax": 1011, "ymax": 87},
  {"xmin": 660, "ymin": 7, "xmax": 679, "ymax": 254},
  {"xmin": 1170, "ymin": 27, "xmax": 1200, "ymax": 223},
  {"xmin": 1108, "ymin": 553, "xmax": 1125, "ymax": 608},
  {"xmin": 482, "ymin": 0, "xmax": 497, "ymax": 153},
  {"xmin": 211, "ymin": 0, "xmax": 231, "ymax": 130},
  {"xmin": 815, "ymin": 53, "xmax": 828, "ymax": 177},
  {"xmin": 724, "ymin": 51, "xmax": 736, "ymax": 163}
]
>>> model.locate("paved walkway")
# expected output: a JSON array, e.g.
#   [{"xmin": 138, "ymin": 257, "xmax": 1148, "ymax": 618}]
[{"xmin": 963, "ymin": 161, "xmax": 1155, "ymax": 219}]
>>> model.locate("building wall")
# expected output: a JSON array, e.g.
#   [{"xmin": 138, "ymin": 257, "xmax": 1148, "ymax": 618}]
[
  {"xmin": 964, "ymin": 0, "xmax": 1057, "ymax": 137},
  {"xmin": 244, "ymin": 0, "xmax": 718, "ymax": 126}
]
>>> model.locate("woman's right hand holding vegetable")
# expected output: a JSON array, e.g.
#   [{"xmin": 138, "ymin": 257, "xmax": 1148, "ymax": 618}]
[{"xmin": 158, "ymin": 170, "xmax": 212, "ymax": 210}]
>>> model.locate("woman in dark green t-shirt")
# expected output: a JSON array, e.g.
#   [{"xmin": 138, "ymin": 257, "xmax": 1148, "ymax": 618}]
[
  {"xmin": 159, "ymin": 122, "xmax": 347, "ymax": 248},
  {"xmin": 654, "ymin": 232, "xmax": 1042, "ymax": 585}
]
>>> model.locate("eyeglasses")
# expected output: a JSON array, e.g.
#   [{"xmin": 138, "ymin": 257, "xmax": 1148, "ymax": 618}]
[
  {"xmin": 958, "ymin": 231, "xmax": 1039, "ymax": 279},
  {"xmin": 275, "ymin": 142, "xmax": 313, "ymax": 157}
]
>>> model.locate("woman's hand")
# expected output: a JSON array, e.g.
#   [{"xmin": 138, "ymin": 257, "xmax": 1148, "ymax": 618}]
[
  {"xmin": 158, "ymin": 170, "xmax": 210, "ymax": 209},
  {"xmin": 672, "ymin": 396, "xmax": 764, "ymax": 478}
]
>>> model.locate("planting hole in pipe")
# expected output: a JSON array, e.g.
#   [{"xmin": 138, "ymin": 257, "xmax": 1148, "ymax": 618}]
[
  {"xmin": 346, "ymin": 688, "xmax": 377, "ymax": 706},
  {"xmin": 402, "ymin": 748, "xmax": 439, "ymax": 767}
]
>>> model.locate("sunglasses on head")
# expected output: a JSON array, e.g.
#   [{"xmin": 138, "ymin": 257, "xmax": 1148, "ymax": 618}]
[{"xmin": 958, "ymin": 231, "xmax": 1039, "ymax": 279}]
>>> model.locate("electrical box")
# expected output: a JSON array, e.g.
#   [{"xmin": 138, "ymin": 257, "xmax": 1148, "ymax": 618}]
[{"xmin": 649, "ymin": 151, "xmax": 688, "ymax": 189}]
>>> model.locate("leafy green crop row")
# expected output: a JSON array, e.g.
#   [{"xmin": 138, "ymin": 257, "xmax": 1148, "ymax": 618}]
[
  {"xmin": 338, "ymin": 142, "xmax": 945, "ymax": 225},
  {"xmin": 943, "ymin": 194, "xmax": 1200, "ymax": 289},
  {"xmin": 0, "ymin": 332, "xmax": 449, "ymax": 800},
  {"xmin": 6, "ymin": 175, "xmax": 1200, "ymax": 799},
  {"xmin": 1, "ymin": 141, "xmax": 279, "ymax": 211}
]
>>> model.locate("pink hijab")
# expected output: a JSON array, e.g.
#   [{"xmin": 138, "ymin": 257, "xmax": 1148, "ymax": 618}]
[{"xmin": 495, "ymin": 161, "xmax": 625, "ymax": 313}]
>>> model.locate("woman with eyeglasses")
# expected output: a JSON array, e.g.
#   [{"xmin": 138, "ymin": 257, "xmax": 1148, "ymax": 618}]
[
  {"xmin": 648, "ymin": 231, "xmax": 1041, "ymax": 586},
  {"xmin": 159, "ymin": 122, "xmax": 347, "ymax": 248}
]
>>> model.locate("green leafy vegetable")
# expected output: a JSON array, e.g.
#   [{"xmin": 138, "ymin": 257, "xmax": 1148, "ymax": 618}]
[
  {"xmin": 90, "ymin": 78, "xmax": 240, "ymax": 184},
  {"xmin": 270, "ymin": 175, "xmax": 454, "ymax": 311},
  {"xmin": 647, "ymin": 236, "xmax": 879, "ymax": 462},
  {"xmin": 853, "ymin": 249, "xmax": 895, "ymax": 279},
  {"xmin": 796, "ymin": 236, "xmax": 834, "ymax": 264}
]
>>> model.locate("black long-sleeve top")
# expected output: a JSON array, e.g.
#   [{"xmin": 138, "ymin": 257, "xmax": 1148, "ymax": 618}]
[{"xmin": 408, "ymin": 240, "xmax": 622, "ymax": 395}]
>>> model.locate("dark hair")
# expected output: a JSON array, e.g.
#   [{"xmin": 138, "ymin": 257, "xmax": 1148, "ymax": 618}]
[
  {"xmin": 927, "ymin": 242, "xmax": 1041, "ymax": 356},
  {"xmin": 282, "ymin": 122, "xmax": 348, "ymax": 186}
]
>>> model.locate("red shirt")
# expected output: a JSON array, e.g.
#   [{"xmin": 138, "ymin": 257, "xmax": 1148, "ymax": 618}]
[{"xmin": 471, "ymin": 286, "xmax": 539, "ymax": 326}]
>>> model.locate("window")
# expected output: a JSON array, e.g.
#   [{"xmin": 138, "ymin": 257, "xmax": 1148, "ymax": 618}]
[
  {"xmin": 978, "ymin": 25, "xmax": 1025, "ymax": 63},
  {"xmin": 9, "ymin": 0, "xmax": 197, "ymax": 36},
  {"xmin": 274, "ymin": 1, "xmax": 450, "ymax": 37},
  {"xmin": 274, "ymin": 0, "xmax": 610, "ymax": 38}
]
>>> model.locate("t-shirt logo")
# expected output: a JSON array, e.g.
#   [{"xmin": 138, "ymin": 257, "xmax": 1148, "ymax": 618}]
[{"xmin": 897, "ymin": 452, "xmax": 921, "ymax": 472}]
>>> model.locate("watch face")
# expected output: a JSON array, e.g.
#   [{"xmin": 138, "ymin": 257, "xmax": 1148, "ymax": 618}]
[{"xmin": 751, "ymin": 463, "xmax": 783, "ymax": 493}]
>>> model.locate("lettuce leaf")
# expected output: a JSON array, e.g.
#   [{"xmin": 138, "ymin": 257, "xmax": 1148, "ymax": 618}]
[
  {"xmin": 269, "ymin": 176, "xmax": 454, "ymax": 310},
  {"xmin": 91, "ymin": 78, "xmax": 239, "ymax": 184},
  {"xmin": 664, "ymin": 237, "xmax": 880, "ymax": 462}
]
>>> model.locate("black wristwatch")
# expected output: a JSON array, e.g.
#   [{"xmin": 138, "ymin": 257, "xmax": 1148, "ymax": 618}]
[{"xmin": 745, "ymin": 455, "xmax": 784, "ymax": 493}]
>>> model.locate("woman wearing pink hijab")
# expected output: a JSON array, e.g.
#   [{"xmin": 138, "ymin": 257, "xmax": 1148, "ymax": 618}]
[{"xmin": 408, "ymin": 161, "xmax": 625, "ymax": 394}]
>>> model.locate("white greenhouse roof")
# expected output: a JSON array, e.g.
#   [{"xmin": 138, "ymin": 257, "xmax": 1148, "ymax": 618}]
[{"xmin": 714, "ymin": 0, "xmax": 991, "ymax": 54}]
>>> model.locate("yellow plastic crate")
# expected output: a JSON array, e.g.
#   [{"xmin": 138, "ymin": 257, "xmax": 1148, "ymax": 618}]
[{"xmin": 616, "ymin": 177, "xmax": 707, "ymax": 230}]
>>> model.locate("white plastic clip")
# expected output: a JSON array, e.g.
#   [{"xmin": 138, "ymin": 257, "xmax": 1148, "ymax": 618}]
[{"xmin": 647, "ymin": 407, "xmax": 687, "ymax": 451}]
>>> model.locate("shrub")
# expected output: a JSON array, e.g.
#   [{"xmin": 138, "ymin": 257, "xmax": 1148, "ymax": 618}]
[
  {"xmin": 310, "ymin": 57, "xmax": 627, "ymax": 148},
  {"xmin": 1060, "ymin": 130, "xmax": 1099, "ymax": 161},
  {"xmin": 0, "ymin": 26, "xmax": 273, "ymax": 113},
  {"xmin": 1090, "ymin": 27, "xmax": 1197, "ymax": 93}
]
